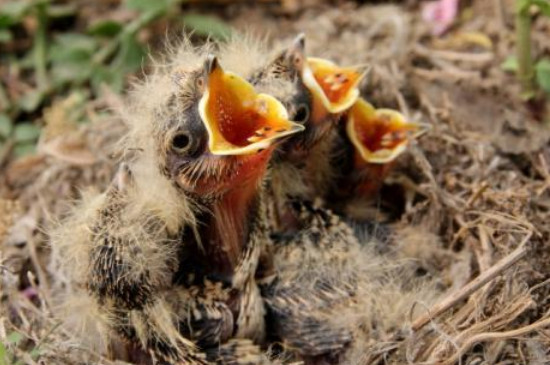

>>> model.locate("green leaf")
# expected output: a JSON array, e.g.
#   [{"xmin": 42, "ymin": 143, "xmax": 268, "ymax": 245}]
[
  {"xmin": 0, "ymin": 114, "xmax": 12, "ymax": 138},
  {"xmin": 88, "ymin": 19, "xmax": 123, "ymax": 37},
  {"xmin": 536, "ymin": 58, "xmax": 550, "ymax": 93},
  {"xmin": 18, "ymin": 90, "xmax": 44, "ymax": 112},
  {"xmin": 46, "ymin": 3, "xmax": 77, "ymax": 18},
  {"xmin": 0, "ymin": 341, "xmax": 7, "ymax": 365},
  {"xmin": 531, "ymin": 0, "xmax": 550, "ymax": 16},
  {"xmin": 51, "ymin": 60, "xmax": 93, "ymax": 87},
  {"xmin": 0, "ymin": 29, "xmax": 12, "ymax": 43},
  {"xmin": 0, "ymin": 1, "xmax": 31, "ymax": 28},
  {"xmin": 14, "ymin": 141, "xmax": 36, "ymax": 158},
  {"xmin": 49, "ymin": 34, "xmax": 97, "ymax": 86},
  {"xmin": 113, "ymin": 35, "xmax": 145, "ymax": 74},
  {"xmin": 91, "ymin": 65, "xmax": 124, "ymax": 94},
  {"xmin": 501, "ymin": 56, "xmax": 518, "ymax": 72},
  {"xmin": 517, "ymin": 0, "xmax": 532, "ymax": 13},
  {"xmin": 7, "ymin": 331, "xmax": 23, "ymax": 345},
  {"xmin": 29, "ymin": 347, "xmax": 41, "ymax": 359},
  {"xmin": 182, "ymin": 14, "xmax": 232, "ymax": 40},
  {"xmin": 14, "ymin": 122, "xmax": 41, "ymax": 142},
  {"xmin": 50, "ymin": 33, "xmax": 98, "ymax": 58},
  {"xmin": 125, "ymin": 0, "xmax": 172, "ymax": 14}
]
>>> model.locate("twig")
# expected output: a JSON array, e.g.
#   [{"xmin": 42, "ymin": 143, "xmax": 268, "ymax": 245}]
[
  {"xmin": 0, "ymin": 80, "xmax": 10, "ymax": 111},
  {"xmin": 424, "ymin": 49, "xmax": 494, "ymax": 64},
  {"xmin": 465, "ymin": 182, "xmax": 489, "ymax": 208},
  {"xmin": 33, "ymin": 2, "xmax": 49, "ymax": 91},
  {"xmin": 440, "ymin": 315, "xmax": 550, "ymax": 365},
  {"xmin": 411, "ymin": 240, "xmax": 530, "ymax": 332},
  {"xmin": 0, "ymin": 139, "xmax": 14, "ymax": 169},
  {"xmin": 494, "ymin": 0, "xmax": 507, "ymax": 29}
]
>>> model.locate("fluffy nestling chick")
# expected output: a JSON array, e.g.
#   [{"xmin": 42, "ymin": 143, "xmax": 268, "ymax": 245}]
[
  {"xmin": 50, "ymin": 36, "xmax": 303, "ymax": 365},
  {"xmin": 259, "ymin": 200, "xmax": 374, "ymax": 364},
  {"xmin": 329, "ymin": 98, "xmax": 428, "ymax": 221},
  {"xmin": 250, "ymin": 34, "xmax": 367, "ymax": 231}
]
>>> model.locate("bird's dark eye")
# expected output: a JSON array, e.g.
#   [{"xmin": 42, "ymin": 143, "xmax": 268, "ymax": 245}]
[
  {"xmin": 195, "ymin": 76, "xmax": 205, "ymax": 91},
  {"xmin": 171, "ymin": 132, "xmax": 191, "ymax": 153},
  {"xmin": 293, "ymin": 55, "xmax": 303, "ymax": 67},
  {"xmin": 294, "ymin": 104, "xmax": 310, "ymax": 123}
]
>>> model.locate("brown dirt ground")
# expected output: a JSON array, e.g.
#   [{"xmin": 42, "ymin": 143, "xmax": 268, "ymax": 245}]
[{"xmin": 2, "ymin": 1, "xmax": 550, "ymax": 364}]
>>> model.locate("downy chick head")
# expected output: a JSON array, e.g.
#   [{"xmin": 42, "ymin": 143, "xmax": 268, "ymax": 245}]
[
  {"xmin": 253, "ymin": 34, "xmax": 368, "ymax": 153},
  {"xmin": 343, "ymin": 98, "xmax": 429, "ymax": 197},
  {"xmin": 159, "ymin": 55, "xmax": 304, "ymax": 201}
]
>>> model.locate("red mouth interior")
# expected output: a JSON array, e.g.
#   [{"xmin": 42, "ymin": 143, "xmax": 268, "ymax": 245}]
[
  {"xmin": 310, "ymin": 64, "xmax": 361, "ymax": 104},
  {"xmin": 207, "ymin": 74, "xmax": 290, "ymax": 147},
  {"xmin": 354, "ymin": 113, "xmax": 415, "ymax": 152}
]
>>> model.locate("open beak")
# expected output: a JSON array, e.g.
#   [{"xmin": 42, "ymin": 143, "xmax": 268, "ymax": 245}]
[
  {"xmin": 346, "ymin": 98, "xmax": 430, "ymax": 164},
  {"xmin": 302, "ymin": 57, "xmax": 368, "ymax": 114},
  {"xmin": 198, "ymin": 56, "xmax": 304, "ymax": 156}
]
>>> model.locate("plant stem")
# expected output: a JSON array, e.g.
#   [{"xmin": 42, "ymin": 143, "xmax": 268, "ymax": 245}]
[
  {"xmin": 516, "ymin": 1, "xmax": 535, "ymax": 98},
  {"xmin": 0, "ymin": 80, "xmax": 9, "ymax": 112},
  {"xmin": 93, "ymin": 8, "xmax": 165, "ymax": 66},
  {"xmin": 92, "ymin": 0, "xmax": 187, "ymax": 67},
  {"xmin": 34, "ymin": 2, "xmax": 49, "ymax": 91}
]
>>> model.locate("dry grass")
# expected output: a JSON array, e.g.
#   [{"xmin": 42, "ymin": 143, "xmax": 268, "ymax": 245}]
[{"xmin": 2, "ymin": 2, "xmax": 550, "ymax": 364}]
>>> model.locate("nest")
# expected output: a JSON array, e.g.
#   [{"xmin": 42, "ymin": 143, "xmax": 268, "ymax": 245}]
[{"xmin": 2, "ymin": 2, "xmax": 550, "ymax": 364}]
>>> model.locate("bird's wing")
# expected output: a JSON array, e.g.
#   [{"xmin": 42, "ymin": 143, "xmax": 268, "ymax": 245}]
[
  {"xmin": 205, "ymin": 338, "xmax": 277, "ymax": 365},
  {"xmin": 263, "ymin": 200, "xmax": 362, "ymax": 356}
]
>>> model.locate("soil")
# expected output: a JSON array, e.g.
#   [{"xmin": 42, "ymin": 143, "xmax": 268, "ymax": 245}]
[{"xmin": 2, "ymin": 1, "xmax": 550, "ymax": 364}]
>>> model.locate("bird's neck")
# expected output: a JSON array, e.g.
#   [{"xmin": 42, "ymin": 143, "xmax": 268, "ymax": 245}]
[
  {"xmin": 349, "ymin": 153, "xmax": 394, "ymax": 198},
  {"xmin": 310, "ymin": 93, "xmax": 330, "ymax": 126},
  {"xmin": 200, "ymin": 179, "xmax": 261, "ymax": 277}
]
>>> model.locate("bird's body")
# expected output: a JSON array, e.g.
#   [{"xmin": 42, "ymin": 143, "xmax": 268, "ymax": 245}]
[
  {"xmin": 50, "ymin": 36, "xmax": 304, "ymax": 365},
  {"xmin": 244, "ymin": 36, "xmax": 375, "ymax": 363},
  {"xmin": 47, "ymin": 33, "xmax": 429, "ymax": 365},
  {"xmin": 260, "ymin": 201, "xmax": 360, "ymax": 363},
  {"xmin": 327, "ymin": 98, "xmax": 428, "ymax": 223},
  {"xmin": 249, "ymin": 35, "xmax": 367, "ymax": 233}
]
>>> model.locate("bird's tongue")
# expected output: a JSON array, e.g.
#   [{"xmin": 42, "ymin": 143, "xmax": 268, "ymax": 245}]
[{"xmin": 198, "ymin": 58, "xmax": 304, "ymax": 156}]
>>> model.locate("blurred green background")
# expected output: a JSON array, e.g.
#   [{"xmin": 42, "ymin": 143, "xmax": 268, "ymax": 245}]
[{"xmin": 0, "ymin": 0, "xmax": 233, "ymax": 159}]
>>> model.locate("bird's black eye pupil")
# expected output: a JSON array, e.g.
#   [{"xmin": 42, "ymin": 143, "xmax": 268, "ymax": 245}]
[
  {"xmin": 172, "ymin": 133, "xmax": 190, "ymax": 151},
  {"xmin": 294, "ymin": 104, "xmax": 310, "ymax": 123},
  {"xmin": 196, "ymin": 77, "xmax": 205, "ymax": 90}
]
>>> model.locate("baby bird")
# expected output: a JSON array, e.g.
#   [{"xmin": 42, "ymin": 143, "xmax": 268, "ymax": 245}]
[
  {"xmin": 250, "ymin": 34, "xmax": 367, "ymax": 232},
  {"xmin": 329, "ymin": 98, "xmax": 428, "ymax": 221},
  {"xmin": 50, "ymin": 39, "xmax": 303, "ymax": 365},
  {"xmin": 260, "ymin": 200, "xmax": 365, "ymax": 365},
  {"xmin": 260, "ymin": 202, "xmax": 441, "ymax": 365},
  {"xmin": 244, "ymin": 35, "xmax": 369, "ymax": 363}
]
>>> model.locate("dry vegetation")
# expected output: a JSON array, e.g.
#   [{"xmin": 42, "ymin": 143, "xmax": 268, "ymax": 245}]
[{"xmin": 2, "ymin": 0, "xmax": 550, "ymax": 364}]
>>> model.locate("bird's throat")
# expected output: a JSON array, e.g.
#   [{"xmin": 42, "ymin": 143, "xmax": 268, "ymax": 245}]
[{"xmin": 201, "ymin": 179, "xmax": 260, "ymax": 277}]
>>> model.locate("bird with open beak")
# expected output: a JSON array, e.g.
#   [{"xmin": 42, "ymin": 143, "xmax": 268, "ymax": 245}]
[
  {"xmin": 245, "ymin": 35, "xmax": 370, "ymax": 364},
  {"xmin": 51, "ymin": 44, "xmax": 303, "ymax": 365},
  {"xmin": 175, "ymin": 55, "xmax": 304, "ymax": 350},
  {"xmin": 250, "ymin": 34, "xmax": 368, "ymax": 232},
  {"xmin": 328, "ymin": 98, "xmax": 429, "ymax": 221}
]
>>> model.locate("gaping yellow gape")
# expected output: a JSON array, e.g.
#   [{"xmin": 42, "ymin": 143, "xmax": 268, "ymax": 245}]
[
  {"xmin": 199, "ymin": 59, "xmax": 304, "ymax": 155},
  {"xmin": 346, "ymin": 98, "xmax": 428, "ymax": 164},
  {"xmin": 302, "ymin": 57, "xmax": 367, "ymax": 114}
]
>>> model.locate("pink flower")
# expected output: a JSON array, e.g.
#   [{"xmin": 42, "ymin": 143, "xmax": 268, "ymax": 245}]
[
  {"xmin": 21, "ymin": 286, "xmax": 39, "ymax": 301},
  {"xmin": 422, "ymin": 0, "xmax": 460, "ymax": 36}
]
